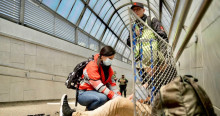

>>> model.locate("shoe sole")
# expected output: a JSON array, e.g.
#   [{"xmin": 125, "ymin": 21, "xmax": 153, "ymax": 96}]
[{"xmin": 60, "ymin": 94, "xmax": 67, "ymax": 116}]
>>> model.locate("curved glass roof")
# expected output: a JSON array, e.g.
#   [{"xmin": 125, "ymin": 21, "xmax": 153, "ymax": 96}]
[
  {"xmin": 0, "ymin": 0, "xmax": 176, "ymax": 63},
  {"xmin": 40, "ymin": 0, "xmax": 176, "ymax": 62}
]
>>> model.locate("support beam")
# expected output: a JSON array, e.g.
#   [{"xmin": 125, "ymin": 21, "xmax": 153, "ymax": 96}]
[{"xmin": 19, "ymin": 0, "xmax": 25, "ymax": 25}]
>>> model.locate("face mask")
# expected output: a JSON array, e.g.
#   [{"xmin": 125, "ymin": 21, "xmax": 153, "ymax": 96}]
[{"xmin": 103, "ymin": 58, "xmax": 112, "ymax": 66}]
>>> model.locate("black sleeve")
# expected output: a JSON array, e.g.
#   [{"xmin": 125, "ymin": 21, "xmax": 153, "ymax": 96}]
[
  {"xmin": 127, "ymin": 35, "xmax": 131, "ymax": 47},
  {"xmin": 151, "ymin": 18, "xmax": 168, "ymax": 42}
]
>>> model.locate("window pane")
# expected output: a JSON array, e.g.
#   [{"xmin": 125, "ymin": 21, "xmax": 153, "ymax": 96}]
[
  {"xmin": 115, "ymin": 41, "xmax": 123, "ymax": 54},
  {"xmin": 93, "ymin": 0, "xmax": 107, "ymax": 14},
  {"xmin": 78, "ymin": 30, "xmax": 89, "ymax": 48},
  {"xmin": 89, "ymin": 0, "xmax": 98, "ymax": 8},
  {"xmin": 123, "ymin": 47, "xmax": 130, "ymax": 58},
  {"xmin": 79, "ymin": 8, "xmax": 91, "ymax": 29},
  {"xmin": 103, "ymin": 7, "xmax": 114, "ymax": 23},
  {"xmin": 102, "ymin": 29, "xmax": 110, "ymax": 43},
  {"xmin": 96, "ymin": 24, "xmax": 105, "ymax": 40},
  {"xmin": 42, "ymin": 0, "xmax": 60, "ymax": 11},
  {"xmin": 84, "ymin": 13, "xmax": 96, "ymax": 33},
  {"xmin": 108, "ymin": 35, "xmax": 117, "ymax": 47},
  {"xmin": 90, "ymin": 19, "xmax": 101, "ymax": 37},
  {"xmin": 99, "ymin": 1, "xmax": 111, "ymax": 19},
  {"xmin": 57, "ymin": 0, "xmax": 75, "ymax": 18},
  {"xmin": 68, "ymin": 0, "xmax": 84, "ymax": 24},
  {"xmin": 114, "ymin": 21, "xmax": 122, "ymax": 34},
  {"xmin": 119, "ymin": 44, "xmax": 125, "ymax": 54},
  {"xmin": 111, "ymin": 17, "xmax": 120, "ymax": 30},
  {"xmin": 109, "ymin": 14, "xmax": 118, "ymax": 27},
  {"xmin": 104, "ymin": 32, "xmax": 112, "ymax": 45},
  {"xmin": 89, "ymin": 38, "xmax": 99, "ymax": 51},
  {"xmin": 117, "ymin": 24, "xmax": 124, "ymax": 36}
]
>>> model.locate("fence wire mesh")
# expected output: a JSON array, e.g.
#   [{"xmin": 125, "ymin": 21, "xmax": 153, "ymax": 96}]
[{"xmin": 129, "ymin": 9, "xmax": 177, "ymax": 116}]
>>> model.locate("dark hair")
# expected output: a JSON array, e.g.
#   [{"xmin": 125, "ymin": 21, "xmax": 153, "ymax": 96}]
[{"xmin": 100, "ymin": 46, "xmax": 116, "ymax": 57}]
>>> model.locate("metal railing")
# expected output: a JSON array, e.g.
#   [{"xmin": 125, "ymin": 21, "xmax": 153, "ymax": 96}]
[{"xmin": 129, "ymin": 9, "xmax": 177, "ymax": 116}]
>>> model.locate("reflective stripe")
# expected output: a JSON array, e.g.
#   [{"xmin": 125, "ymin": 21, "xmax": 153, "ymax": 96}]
[
  {"xmin": 99, "ymin": 86, "xmax": 106, "ymax": 93},
  {"xmin": 103, "ymin": 87, "xmax": 110, "ymax": 95},
  {"xmin": 83, "ymin": 69, "xmax": 89, "ymax": 80},
  {"xmin": 109, "ymin": 85, "xmax": 117, "ymax": 90},
  {"xmin": 95, "ymin": 83, "xmax": 104, "ymax": 90}
]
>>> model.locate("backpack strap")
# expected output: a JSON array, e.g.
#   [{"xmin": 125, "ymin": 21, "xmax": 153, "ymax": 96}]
[
  {"xmin": 97, "ymin": 55, "xmax": 101, "ymax": 75},
  {"xmin": 184, "ymin": 75, "xmax": 216, "ymax": 116}
]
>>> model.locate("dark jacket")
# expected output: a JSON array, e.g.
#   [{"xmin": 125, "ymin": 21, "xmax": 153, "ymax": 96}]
[{"xmin": 127, "ymin": 14, "xmax": 168, "ymax": 47}]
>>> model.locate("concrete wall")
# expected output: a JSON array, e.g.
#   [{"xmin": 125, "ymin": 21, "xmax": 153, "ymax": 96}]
[
  {"xmin": 175, "ymin": 0, "xmax": 220, "ymax": 115},
  {"xmin": 0, "ymin": 18, "xmax": 133, "ymax": 102}
]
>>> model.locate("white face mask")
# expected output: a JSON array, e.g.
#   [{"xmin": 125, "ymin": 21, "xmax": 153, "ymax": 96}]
[{"xmin": 103, "ymin": 58, "xmax": 112, "ymax": 66}]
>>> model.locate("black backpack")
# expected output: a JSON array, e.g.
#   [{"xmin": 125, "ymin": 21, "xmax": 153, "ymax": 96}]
[
  {"xmin": 65, "ymin": 56, "xmax": 95, "ymax": 106},
  {"xmin": 65, "ymin": 55, "xmax": 94, "ymax": 90}
]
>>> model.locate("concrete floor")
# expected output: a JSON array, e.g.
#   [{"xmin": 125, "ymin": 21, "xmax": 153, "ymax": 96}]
[{"xmin": 0, "ymin": 99, "xmax": 86, "ymax": 116}]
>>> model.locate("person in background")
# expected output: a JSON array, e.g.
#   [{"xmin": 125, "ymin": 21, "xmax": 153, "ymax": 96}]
[
  {"xmin": 118, "ymin": 75, "xmax": 128, "ymax": 97},
  {"xmin": 77, "ymin": 46, "xmax": 121, "ymax": 111},
  {"xmin": 127, "ymin": 2, "xmax": 168, "ymax": 87}
]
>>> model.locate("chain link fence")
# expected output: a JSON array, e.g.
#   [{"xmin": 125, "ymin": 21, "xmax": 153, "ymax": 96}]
[{"xmin": 129, "ymin": 9, "xmax": 177, "ymax": 116}]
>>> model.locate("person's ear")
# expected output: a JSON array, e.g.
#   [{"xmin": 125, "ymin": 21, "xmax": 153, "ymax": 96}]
[{"xmin": 101, "ymin": 56, "xmax": 104, "ymax": 61}]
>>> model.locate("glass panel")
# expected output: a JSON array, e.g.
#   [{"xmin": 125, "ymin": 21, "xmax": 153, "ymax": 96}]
[
  {"xmin": 57, "ymin": 0, "xmax": 75, "ymax": 18},
  {"xmin": 122, "ymin": 57, "xmax": 127, "ymax": 63},
  {"xmin": 109, "ymin": 14, "xmax": 118, "ymax": 26},
  {"xmin": 104, "ymin": 32, "xmax": 112, "ymax": 45},
  {"xmin": 84, "ymin": 13, "xmax": 96, "ymax": 33},
  {"xmin": 42, "ymin": 0, "xmax": 60, "ymax": 11},
  {"xmin": 89, "ymin": 38, "xmax": 99, "ymax": 51},
  {"xmin": 165, "ymin": 0, "xmax": 175, "ymax": 11},
  {"xmin": 108, "ymin": 35, "xmax": 117, "ymax": 47},
  {"xmin": 117, "ymin": 24, "xmax": 125, "ymax": 35},
  {"xmin": 103, "ymin": 7, "xmax": 114, "ymax": 23},
  {"xmin": 115, "ymin": 41, "xmax": 122, "ymax": 54},
  {"xmin": 78, "ymin": 30, "xmax": 89, "ymax": 48},
  {"xmin": 111, "ymin": 17, "xmax": 120, "ymax": 30},
  {"xmin": 93, "ymin": 0, "xmax": 107, "ymax": 14},
  {"xmin": 111, "ymin": 0, "xmax": 118, "ymax": 4},
  {"xmin": 118, "ymin": 6, "xmax": 127, "ymax": 14},
  {"xmin": 123, "ymin": 47, "xmax": 130, "ymax": 58},
  {"xmin": 79, "ymin": 8, "xmax": 91, "ymax": 29},
  {"xmin": 122, "ymin": 31, "xmax": 129, "ymax": 42},
  {"xmin": 114, "ymin": 21, "xmax": 122, "ymax": 34},
  {"xmin": 119, "ymin": 44, "xmax": 125, "ymax": 54},
  {"xmin": 120, "ymin": 28, "xmax": 127, "ymax": 38},
  {"xmin": 68, "ymin": 0, "xmax": 84, "ymax": 24},
  {"xmin": 99, "ymin": 1, "xmax": 111, "ymax": 19},
  {"xmin": 90, "ymin": 19, "xmax": 101, "ymax": 37},
  {"xmin": 101, "ymin": 29, "xmax": 109, "ymax": 43},
  {"xmin": 89, "ymin": 0, "xmax": 98, "ymax": 9},
  {"xmin": 96, "ymin": 24, "xmax": 105, "ymax": 40}
]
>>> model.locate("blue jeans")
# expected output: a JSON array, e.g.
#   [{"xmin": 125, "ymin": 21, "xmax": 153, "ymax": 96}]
[{"xmin": 77, "ymin": 90, "xmax": 108, "ymax": 110}]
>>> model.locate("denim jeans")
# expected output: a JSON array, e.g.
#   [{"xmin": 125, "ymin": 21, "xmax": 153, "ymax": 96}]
[{"xmin": 77, "ymin": 90, "xmax": 108, "ymax": 110}]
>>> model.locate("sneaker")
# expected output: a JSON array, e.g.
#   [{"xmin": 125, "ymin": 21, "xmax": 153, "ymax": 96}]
[{"xmin": 60, "ymin": 94, "xmax": 76, "ymax": 116}]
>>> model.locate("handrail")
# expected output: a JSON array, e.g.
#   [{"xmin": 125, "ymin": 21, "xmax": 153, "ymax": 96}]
[
  {"xmin": 168, "ymin": 0, "xmax": 180, "ymax": 39},
  {"xmin": 172, "ymin": 0, "xmax": 192, "ymax": 51},
  {"xmin": 175, "ymin": 0, "xmax": 213, "ymax": 61}
]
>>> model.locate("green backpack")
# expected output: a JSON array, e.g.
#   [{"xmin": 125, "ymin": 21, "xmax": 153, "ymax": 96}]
[{"xmin": 152, "ymin": 75, "xmax": 216, "ymax": 116}]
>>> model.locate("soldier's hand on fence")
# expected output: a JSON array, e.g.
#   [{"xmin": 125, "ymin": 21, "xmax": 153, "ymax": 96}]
[{"xmin": 135, "ymin": 28, "xmax": 140, "ymax": 36}]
